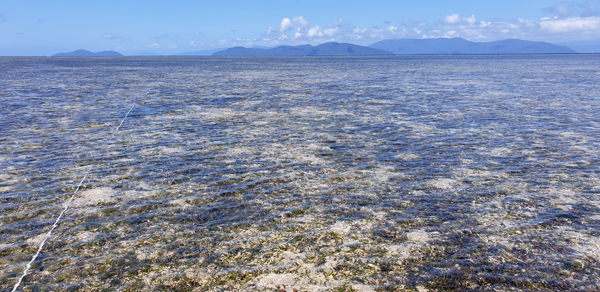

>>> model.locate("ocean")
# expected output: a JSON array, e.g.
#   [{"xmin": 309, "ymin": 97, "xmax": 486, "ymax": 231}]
[{"xmin": 1, "ymin": 55, "xmax": 599, "ymax": 291}]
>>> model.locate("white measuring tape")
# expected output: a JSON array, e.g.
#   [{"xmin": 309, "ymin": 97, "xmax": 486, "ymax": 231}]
[{"xmin": 12, "ymin": 104, "xmax": 136, "ymax": 291}]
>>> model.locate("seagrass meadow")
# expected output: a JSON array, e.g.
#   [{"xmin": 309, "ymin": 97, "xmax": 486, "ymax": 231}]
[{"xmin": 1, "ymin": 55, "xmax": 600, "ymax": 291}]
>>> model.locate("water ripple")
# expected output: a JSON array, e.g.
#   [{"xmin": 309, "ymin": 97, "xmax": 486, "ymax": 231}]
[{"xmin": 1, "ymin": 55, "xmax": 599, "ymax": 291}]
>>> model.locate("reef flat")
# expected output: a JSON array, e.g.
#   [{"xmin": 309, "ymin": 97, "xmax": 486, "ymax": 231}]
[{"xmin": 1, "ymin": 55, "xmax": 599, "ymax": 291}]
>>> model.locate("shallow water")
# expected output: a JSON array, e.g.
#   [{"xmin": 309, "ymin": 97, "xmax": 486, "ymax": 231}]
[{"xmin": 1, "ymin": 55, "xmax": 600, "ymax": 291}]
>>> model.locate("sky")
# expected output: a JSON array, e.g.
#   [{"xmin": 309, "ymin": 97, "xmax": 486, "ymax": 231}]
[{"xmin": 1, "ymin": 0, "xmax": 600, "ymax": 56}]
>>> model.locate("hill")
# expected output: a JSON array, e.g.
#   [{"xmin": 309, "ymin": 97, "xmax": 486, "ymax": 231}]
[
  {"xmin": 368, "ymin": 38, "xmax": 576, "ymax": 54},
  {"xmin": 52, "ymin": 49, "xmax": 123, "ymax": 57},
  {"xmin": 212, "ymin": 42, "xmax": 393, "ymax": 56},
  {"xmin": 175, "ymin": 48, "xmax": 227, "ymax": 56},
  {"xmin": 369, "ymin": 38, "xmax": 576, "ymax": 55}
]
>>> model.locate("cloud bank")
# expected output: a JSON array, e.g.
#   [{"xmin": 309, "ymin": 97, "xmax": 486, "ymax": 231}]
[
  {"xmin": 540, "ymin": 16, "xmax": 600, "ymax": 33},
  {"xmin": 543, "ymin": 0, "xmax": 600, "ymax": 17},
  {"xmin": 102, "ymin": 32, "xmax": 127, "ymax": 41},
  {"xmin": 221, "ymin": 7, "xmax": 599, "ymax": 49},
  {"xmin": 103, "ymin": 1, "xmax": 600, "ymax": 54}
]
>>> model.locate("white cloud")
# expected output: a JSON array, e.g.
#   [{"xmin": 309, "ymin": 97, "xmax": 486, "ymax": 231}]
[
  {"xmin": 264, "ymin": 16, "xmax": 420, "ymax": 45},
  {"xmin": 508, "ymin": 23, "xmax": 520, "ymax": 29},
  {"xmin": 190, "ymin": 41, "xmax": 200, "ymax": 47},
  {"xmin": 445, "ymin": 30, "xmax": 458, "ymax": 37},
  {"xmin": 102, "ymin": 32, "xmax": 125, "ymax": 40},
  {"xmin": 294, "ymin": 16, "xmax": 310, "ymax": 27},
  {"xmin": 540, "ymin": 16, "xmax": 600, "ymax": 33},
  {"xmin": 466, "ymin": 15, "xmax": 477, "ymax": 25},
  {"xmin": 543, "ymin": 0, "xmax": 600, "ymax": 18},
  {"xmin": 353, "ymin": 27, "xmax": 368, "ymax": 34},
  {"xmin": 445, "ymin": 14, "xmax": 461, "ymax": 24},
  {"xmin": 281, "ymin": 18, "xmax": 293, "ymax": 32},
  {"xmin": 249, "ymin": 13, "xmax": 600, "ymax": 49},
  {"xmin": 278, "ymin": 16, "xmax": 310, "ymax": 33},
  {"xmin": 267, "ymin": 26, "xmax": 278, "ymax": 35},
  {"xmin": 544, "ymin": 4, "xmax": 573, "ymax": 17},
  {"xmin": 168, "ymin": 45, "xmax": 178, "ymax": 49},
  {"xmin": 371, "ymin": 27, "xmax": 385, "ymax": 36},
  {"xmin": 147, "ymin": 43, "xmax": 160, "ymax": 49},
  {"xmin": 308, "ymin": 25, "xmax": 324, "ymax": 37},
  {"xmin": 324, "ymin": 26, "xmax": 341, "ymax": 36}
]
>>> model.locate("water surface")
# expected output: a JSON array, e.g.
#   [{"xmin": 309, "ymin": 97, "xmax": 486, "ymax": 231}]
[{"xmin": 1, "ymin": 55, "xmax": 599, "ymax": 291}]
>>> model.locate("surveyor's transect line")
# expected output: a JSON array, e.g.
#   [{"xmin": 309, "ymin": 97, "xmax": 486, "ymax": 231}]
[
  {"xmin": 11, "ymin": 171, "xmax": 90, "ymax": 292},
  {"xmin": 12, "ymin": 104, "xmax": 136, "ymax": 292}
]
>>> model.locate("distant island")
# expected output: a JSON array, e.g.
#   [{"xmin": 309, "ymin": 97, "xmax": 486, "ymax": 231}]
[
  {"xmin": 368, "ymin": 38, "xmax": 576, "ymax": 55},
  {"xmin": 51, "ymin": 49, "xmax": 123, "ymax": 57},
  {"xmin": 212, "ymin": 42, "xmax": 394, "ymax": 56},
  {"xmin": 51, "ymin": 38, "xmax": 578, "ymax": 57},
  {"xmin": 175, "ymin": 48, "xmax": 227, "ymax": 56},
  {"xmin": 213, "ymin": 38, "xmax": 576, "ymax": 56}
]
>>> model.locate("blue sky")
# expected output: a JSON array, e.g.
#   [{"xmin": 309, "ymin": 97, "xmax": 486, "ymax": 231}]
[{"xmin": 1, "ymin": 0, "xmax": 599, "ymax": 55}]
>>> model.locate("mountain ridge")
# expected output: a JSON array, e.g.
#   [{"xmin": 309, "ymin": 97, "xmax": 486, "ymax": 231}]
[
  {"xmin": 175, "ymin": 48, "xmax": 226, "ymax": 56},
  {"xmin": 51, "ymin": 38, "xmax": 579, "ymax": 57},
  {"xmin": 368, "ymin": 38, "xmax": 576, "ymax": 54},
  {"xmin": 52, "ymin": 49, "xmax": 123, "ymax": 57},
  {"xmin": 212, "ymin": 42, "xmax": 394, "ymax": 56}
]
